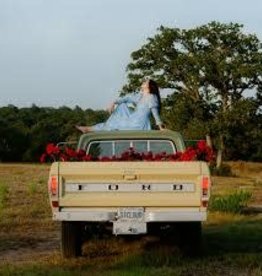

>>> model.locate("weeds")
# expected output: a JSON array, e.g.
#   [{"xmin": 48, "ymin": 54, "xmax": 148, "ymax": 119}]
[
  {"xmin": 0, "ymin": 183, "xmax": 8, "ymax": 211},
  {"xmin": 209, "ymin": 190, "xmax": 252, "ymax": 213},
  {"xmin": 28, "ymin": 182, "xmax": 38, "ymax": 195}
]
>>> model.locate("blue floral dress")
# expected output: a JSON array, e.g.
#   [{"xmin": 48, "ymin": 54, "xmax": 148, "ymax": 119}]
[{"xmin": 91, "ymin": 92, "xmax": 162, "ymax": 131}]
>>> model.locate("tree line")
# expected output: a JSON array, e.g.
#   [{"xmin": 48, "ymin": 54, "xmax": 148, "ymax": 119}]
[
  {"xmin": 0, "ymin": 105, "xmax": 108, "ymax": 162},
  {"xmin": 0, "ymin": 21, "xmax": 261, "ymax": 163},
  {"xmin": 0, "ymin": 100, "xmax": 260, "ymax": 163}
]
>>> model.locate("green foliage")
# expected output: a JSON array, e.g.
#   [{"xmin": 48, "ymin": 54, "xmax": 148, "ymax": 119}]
[
  {"xmin": 0, "ymin": 183, "xmax": 8, "ymax": 211},
  {"xmin": 209, "ymin": 191, "xmax": 252, "ymax": 213},
  {"xmin": 123, "ymin": 21, "xmax": 262, "ymax": 162},
  {"xmin": 0, "ymin": 109, "xmax": 29, "ymax": 162},
  {"xmin": 0, "ymin": 105, "xmax": 108, "ymax": 162},
  {"xmin": 163, "ymin": 92, "xmax": 213, "ymax": 139},
  {"xmin": 28, "ymin": 182, "xmax": 38, "ymax": 195}
]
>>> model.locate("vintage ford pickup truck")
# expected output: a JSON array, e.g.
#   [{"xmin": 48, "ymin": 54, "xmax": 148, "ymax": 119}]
[{"xmin": 48, "ymin": 130, "xmax": 211, "ymax": 257}]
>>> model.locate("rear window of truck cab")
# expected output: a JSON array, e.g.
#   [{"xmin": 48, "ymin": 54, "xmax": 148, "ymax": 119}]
[{"xmin": 87, "ymin": 140, "xmax": 175, "ymax": 158}]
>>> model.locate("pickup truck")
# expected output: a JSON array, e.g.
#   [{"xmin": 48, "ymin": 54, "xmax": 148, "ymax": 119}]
[{"xmin": 48, "ymin": 130, "xmax": 211, "ymax": 257}]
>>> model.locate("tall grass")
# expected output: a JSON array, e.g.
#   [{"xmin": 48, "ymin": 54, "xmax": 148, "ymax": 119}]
[
  {"xmin": 0, "ymin": 183, "xmax": 8, "ymax": 211},
  {"xmin": 28, "ymin": 182, "xmax": 37, "ymax": 195},
  {"xmin": 209, "ymin": 190, "xmax": 252, "ymax": 213}
]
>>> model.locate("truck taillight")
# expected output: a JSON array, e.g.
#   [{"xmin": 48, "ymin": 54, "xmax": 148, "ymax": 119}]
[
  {"xmin": 49, "ymin": 176, "xmax": 58, "ymax": 196},
  {"xmin": 201, "ymin": 176, "xmax": 210, "ymax": 207},
  {"xmin": 202, "ymin": 176, "xmax": 209, "ymax": 196}
]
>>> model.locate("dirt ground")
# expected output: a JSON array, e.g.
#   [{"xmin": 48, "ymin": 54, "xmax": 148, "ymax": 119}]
[{"xmin": 0, "ymin": 164, "xmax": 57, "ymax": 263}]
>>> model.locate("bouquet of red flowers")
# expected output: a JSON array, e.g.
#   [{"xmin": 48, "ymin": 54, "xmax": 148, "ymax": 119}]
[{"xmin": 40, "ymin": 140, "xmax": 214, "ymax": 163}]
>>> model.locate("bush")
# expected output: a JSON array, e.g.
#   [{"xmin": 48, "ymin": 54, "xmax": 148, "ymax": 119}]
[{"xmin": 209, "ymin": 191, "xmax": 252, "ymax": 213}]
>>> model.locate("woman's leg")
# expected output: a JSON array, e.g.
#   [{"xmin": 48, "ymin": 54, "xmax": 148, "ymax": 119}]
[
  {"xmin": 104, "ymin": 103, "xmax": 131, "ymax": 127},
  {"xmin": 75, "ymin": 104, "xmax": 132, "ymax": 132},
  {"xmin": 76, "ymin": 122, "xmax": 105, "ymax": 132},
  {"xmin": 75, "ymin": 125, "xmax": 93, "ymax": 133}
]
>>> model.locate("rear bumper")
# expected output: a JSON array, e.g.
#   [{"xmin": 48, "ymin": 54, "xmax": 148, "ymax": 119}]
[{"xmin": 53, "ymin": 208, "xmax": 207, "ymax": 222}]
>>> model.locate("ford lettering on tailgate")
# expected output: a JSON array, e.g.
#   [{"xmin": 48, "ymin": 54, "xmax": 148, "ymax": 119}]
[{"xmin": 65, "ymin": 183, "xmax": 195, "ymax": 192}]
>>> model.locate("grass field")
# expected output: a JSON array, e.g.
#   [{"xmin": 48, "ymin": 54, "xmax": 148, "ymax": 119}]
[{"xmin": 0, "ymin": 162, "xmax": 261, "ymax": 275}]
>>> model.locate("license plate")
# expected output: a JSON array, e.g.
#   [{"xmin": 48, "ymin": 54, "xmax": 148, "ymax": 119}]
[
  {"xmin": 113, "ymin": 221, "xmax": 147, "ymax": 235},
  {"xmin": 117, "ymin": 207, "xmax": 144, "ymax": 222}
]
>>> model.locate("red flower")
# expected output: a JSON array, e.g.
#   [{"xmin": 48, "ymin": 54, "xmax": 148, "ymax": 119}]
[
  {"xmin": 100, "ymin": 156, "xmax": 112, "ymax": 162},
  {"xmin": 40, "ymin": 139, "xmax": 216, "ymax": 164},
  {"xmin": 46, "ymin": 143, "xmax": 60, "ymax": 155},
  {"xmin": 143, "ymin": 151, "xmax": 153, "ymax": 161},
  {"xmin": 77, "ymin": 149, "xmax": 86, "ymax": 158},
  {"xmin": 60, "ymin": 153, "xmax": 69, "ymax": 162},
  {"xmin": 169, "ymin": 152, "xmax": 182, "ymax": 161},
  {"xmin": 179, "ymin": 147, "xmax": 197, "ymax": 161},
  {"xmin": 82, "ymin": 154, "xmax": 93, "ymax": 161},
  {"xmin": 197, "ymin": 140, "xmax": 207, "ymax": 151}
]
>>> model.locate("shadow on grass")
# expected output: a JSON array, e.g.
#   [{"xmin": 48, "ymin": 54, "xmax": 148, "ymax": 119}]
[
  {"xmin": 204, "ymin": 217, "xmax": 262, "ymax": 255},
  {"xmin": 109, "ymin": 217, "xmax": 262, "ymax": 273}
]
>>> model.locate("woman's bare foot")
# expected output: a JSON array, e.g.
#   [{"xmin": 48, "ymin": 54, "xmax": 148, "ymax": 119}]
[{"xmin": 75, "ymin": 125, "xmax": 92, "ymax": 133}]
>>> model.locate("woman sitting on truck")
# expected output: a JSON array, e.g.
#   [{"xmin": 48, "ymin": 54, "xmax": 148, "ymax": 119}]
[{"xmin": 76, "ymin": 79, "xmax": 165, "ymax": 132}]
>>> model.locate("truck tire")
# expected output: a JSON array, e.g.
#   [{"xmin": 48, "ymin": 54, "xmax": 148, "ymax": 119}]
[
  {"xmin": 61, "ymin": 221, "xmax": 82, "ymax": 258},
  {"xmin": 178, "ymin": 222, "xmax": 202, "ymax": 257}
]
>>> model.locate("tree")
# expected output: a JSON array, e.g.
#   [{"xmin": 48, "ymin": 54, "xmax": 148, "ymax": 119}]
[
  {"xmin": 123, "ymin": 21, "xmax": 262, "ymax": 165},
  {"xmin": 0, "ymin": 106, "xmax": 29, "ymax": 161}
]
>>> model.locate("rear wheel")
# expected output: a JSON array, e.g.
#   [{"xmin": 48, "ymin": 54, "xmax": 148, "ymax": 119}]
[{"xmin": 61, "ymin": 221, "xmax": 82, "ymax": 258}]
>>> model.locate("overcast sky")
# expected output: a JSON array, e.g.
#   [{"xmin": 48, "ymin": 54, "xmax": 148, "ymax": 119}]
[{"xmin": 0, "ymin": 0, "xmax": 261, "ymax": 109}]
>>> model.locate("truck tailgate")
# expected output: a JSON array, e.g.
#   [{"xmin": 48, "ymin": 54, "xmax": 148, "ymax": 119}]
[{"xmin": 57, "ymin": 162, "xmax": 208, "ymax": 207}]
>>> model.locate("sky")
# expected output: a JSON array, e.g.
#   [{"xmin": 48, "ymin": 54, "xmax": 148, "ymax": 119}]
[{"xmin": 0, "ymin": 0, "xmax": 262, "ymax": 110}]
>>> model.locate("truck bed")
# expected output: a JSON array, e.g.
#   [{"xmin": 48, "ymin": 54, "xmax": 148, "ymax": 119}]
[{"xmin": 51, "ymin": 161, "xmax": 210, "ymax": 207}]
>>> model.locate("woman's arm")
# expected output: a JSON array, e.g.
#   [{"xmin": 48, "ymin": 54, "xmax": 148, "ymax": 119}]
[
  {"xmin": 108, "ymin": 93, "xmax": 140, "ymax": 113},
  {"xmin": 114, "ymin": 92, "xmax": 140, "ymax": 105},
  {"xmin": 149, "ymin": 95, "xmax": 165, "ymax": 130},
  {"xmin": 151, "ymin": 107, "xmax": 164, "ymax": 129}
]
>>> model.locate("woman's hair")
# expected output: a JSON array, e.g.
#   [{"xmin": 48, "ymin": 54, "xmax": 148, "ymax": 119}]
[{"xmin": 148, "ymin": 79, "xmax": 161, "ymax": 113}]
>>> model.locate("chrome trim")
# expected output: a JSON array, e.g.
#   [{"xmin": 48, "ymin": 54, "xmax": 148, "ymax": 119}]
[
  {"xmin": 53, "ymin": 211, "xmax": 115, "ymax": 221},
  {"xmin": 145, "ymin": 211, "xmax": 206, "ymax": 222},
  {"xmin": 53, "ymin": 209, "xmax": 206, "ymax": 222}
]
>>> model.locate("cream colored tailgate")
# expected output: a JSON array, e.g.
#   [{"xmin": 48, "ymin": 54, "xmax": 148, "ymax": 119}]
[{"xmin": 58, "ymin": 162, "xmax": 208, "ymax": 207}]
